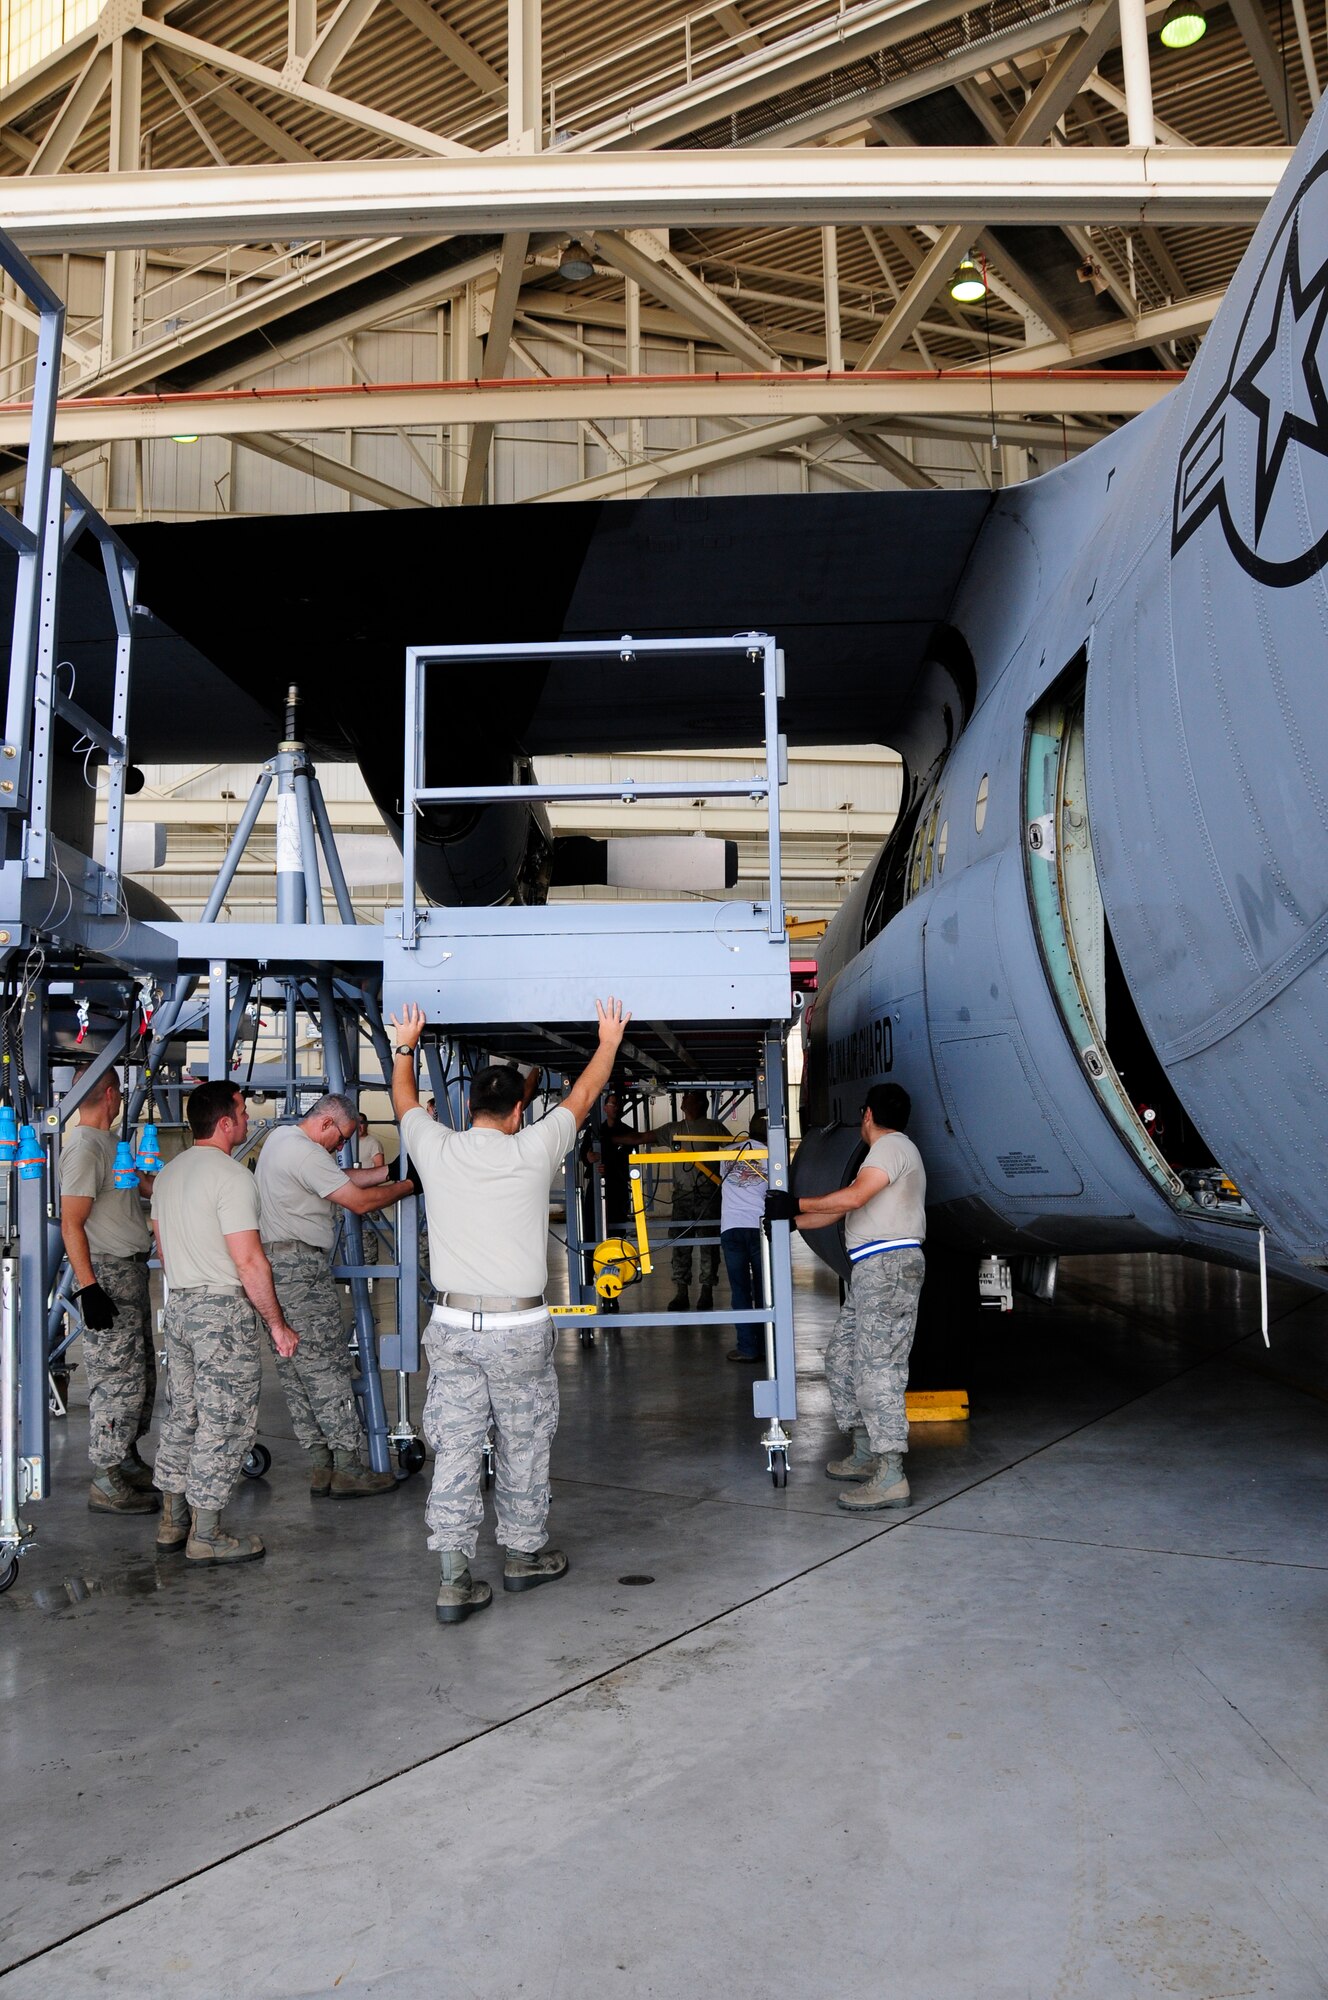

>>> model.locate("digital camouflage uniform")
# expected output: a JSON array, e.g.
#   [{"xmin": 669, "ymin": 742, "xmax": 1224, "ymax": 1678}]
[
  {"xmin": 422, "ymin": 1314, "xmax": 558, "ymax": 1559},
  {"xmin": 669, "ymin": 1178, "xmax": 721, "ymax": 1288},
  {"xmin": 83, "ymin": 1253, "xmax": 155, "ymax": 1465},
  {"xmin": 267, "ymin": 1241, "xmax": 362, "ymax": 1452},
  {"xmin": 152, "ymin": 1291, "xmax": 262, "ymax": 1511},
  {"xmin": 823, "ymin": 1247, "xmax": 926, "ymax": 1454}
]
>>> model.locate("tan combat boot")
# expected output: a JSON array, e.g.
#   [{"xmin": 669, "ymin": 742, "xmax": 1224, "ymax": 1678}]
[
  {"xmin": 88, "ymin": 1464, "xmax": 159, "ymax": 1514},
  {"xmin": 825, "ymin": 1426, "xmax": 877, "ymax": 1481},
  {"xmin": 836, "ymin": 1450, "xmax": 911, "ymax": 1512},
  {"xmin": 155, "ymin": 1490, "xmax": 191, "ymax": 1554},
  {"xmin": 503, "ymin": 1546, "xmax": 569, "ymax": 1593},
  {"xmin": 307, "ymin": 1442, "xmax": 334, "ymax": 1498},
  {"xmin": 117, "ymin": 1444, "xmax": 156, "ymax": 1493},
  {"xmin": 329, "ymin": 1448, "xmax": 397, "ymax": 1498},
  {"xmin": 435, "ymin": 1550, "xmax": 492, "ymax": 1625},
  {"xmin": 185, "ymin": 1507, "xmax": 265, "ymax": 1564}
]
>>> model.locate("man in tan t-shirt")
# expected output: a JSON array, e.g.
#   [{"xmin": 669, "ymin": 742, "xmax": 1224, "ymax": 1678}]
[
  {"xmin": 256, "ymin": 1093, "xmax": 415, "ymax": 1498},
  {"xmin": 390, "ymin": 998, "xmax": 629, "ymax": 1625},
  {"xmin": 767, "ymin": 1081, "xmax": 926, "ymax": 1512},
  {"xmin": 150, "ymin": 1080, "xmax": 299, "ymax": 1566},
  {"xmin": 59, "ymin": 1068, "xmax": 158, "ymax": 1515}
]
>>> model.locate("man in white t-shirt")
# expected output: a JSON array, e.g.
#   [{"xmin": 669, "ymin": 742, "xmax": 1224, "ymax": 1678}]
[
  {"xmin": 766, "ymin": 1082, "xmax": 925, "ymax": 1511},
  {"xmin": 390, "ymin": 997, "xmax": 630, "ymax": 1625}
]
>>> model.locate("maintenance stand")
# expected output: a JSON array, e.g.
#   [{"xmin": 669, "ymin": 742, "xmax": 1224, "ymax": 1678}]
[{"xmin": 0, "ymin": 227, "xmax": 799, "ymax": 1597}]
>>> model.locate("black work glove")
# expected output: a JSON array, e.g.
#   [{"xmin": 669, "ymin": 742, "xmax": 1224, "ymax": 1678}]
[
  {"xmin": 76, "ymin": 1282, "xmax": 118, "ymax": 1331},
  {"xmin": 764, "ymin": 1190, "xmax": 799, "ymax": 1227},
  {"xmin": 395, "ymin": 1169, "xmax": 423, "ymax": 1200}
]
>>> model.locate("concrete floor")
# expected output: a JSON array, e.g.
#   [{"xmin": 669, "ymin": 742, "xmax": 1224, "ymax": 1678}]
[{"xmin": 2, "ymin": 1242, "xmax": 1328, "ymax": 1998}]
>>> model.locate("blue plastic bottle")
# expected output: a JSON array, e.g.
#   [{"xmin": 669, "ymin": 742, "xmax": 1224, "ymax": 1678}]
[{"xmin": 16, "ymin": 1125, "xmax": 43, "ymax": 1181}]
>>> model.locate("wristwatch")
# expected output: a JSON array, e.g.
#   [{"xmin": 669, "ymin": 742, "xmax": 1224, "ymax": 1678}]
[{"xmin": 394, "ymin": 1044, "xmax": 417, "ymax": 1060}]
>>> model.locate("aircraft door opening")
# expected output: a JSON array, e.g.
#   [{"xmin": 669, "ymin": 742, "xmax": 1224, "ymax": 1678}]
[{"xmin": 1025, "ymin": 668, "xmax": 1252, "ymax": 1225}]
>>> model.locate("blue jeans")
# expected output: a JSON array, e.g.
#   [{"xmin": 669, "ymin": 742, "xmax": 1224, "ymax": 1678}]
[{"xmin": 722, "ymin": 1228, "xmax": 764, "ymax": 1357}]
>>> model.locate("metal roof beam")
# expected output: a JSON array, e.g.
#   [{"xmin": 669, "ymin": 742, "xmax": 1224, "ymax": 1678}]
[
  {"xmin": 968, "ymin": 287, "xmax": 1223, "ymax": 369},
  {"xmin": 854, "ymin": 24, "xmax": 1119, "ymax": 371},
  {"xmin": 591, "ymin": 229, "xmax": 784, "ymax": 372},
  {"xmin": 0, "ymin": 371, "xmax": 1177, "ymax": 448},
  {"xmin": 460, "ymin": 229, "xmax": 530, "ymax": 504},
  {"xmin": 384, "ymin": 0, "xmax": 503, "ymax": 95},
  {"xmin": 301, "ymin": 0, "xmax": 384, "ymax": 92},
  {"xmin": 845, "ymin": 426, "xmax": 937, "ymax": 488},
  {"xmin": 24, "ymin": 46, "xmax": 112, "ymax": 177},
  {"xmin": 232, "ymin": 430, "xmax": 426, "ymax": 506},
  {"xmin": 1, "ymin": 146, "xmax": 1289, "ymax": 252},
  {"xmin": 582, "ymin": 0, "xmax": 1022, "ymax": 151},
  {"xmin": 739, "ymin": 1, "xmax": 1100, "ymax": 147},
  {"xmin": 527, "ymin": 412, "xmax": 833, "ymax": 501},
  {"xmin": 154, "ymin": 49, "xmax": 317, "ymax": 162},
  {"xmin": 71, "ymin": 235, "xmax": 442, "ymax": 399},
  {"xmin": 147, "ymin": 49, "xmax": 232, "ymax": 168},
  {"xmin": 138, "ymin": 17, "xmax": 474, "ymax": 159},
  {"xmin": 191, "ymin": 244, "xmax": 504, "ymax": 387},
  {"xmin": 1227, "ymin": 0, "xmax": 1305, "ymax": 142}
]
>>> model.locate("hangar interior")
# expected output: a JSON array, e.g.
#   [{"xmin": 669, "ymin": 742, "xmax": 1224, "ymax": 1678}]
[{"xmin": 2, "ymin": 0, "xmax": 1328, "ymax": 1992}]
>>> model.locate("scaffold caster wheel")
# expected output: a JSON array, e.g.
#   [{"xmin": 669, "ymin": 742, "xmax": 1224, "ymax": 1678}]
[
  {"xmin": 0, "ymin": 1554, "xmax": 18, "ymax": 1594},
  {"xmin": 397, "ymin": 1438, "xmax": 426, "ymax": 1476},
  {"xmin": 579, "ymin": 1327, "xmax": 595, "ymax": 1347},
  {"xmin": 770, "ymin": 1451, "xmax": 788, "ymax": 1489},
  {"xmin": 241, "ymin": 1443, "xmax": 272, "ymax": 1480}
]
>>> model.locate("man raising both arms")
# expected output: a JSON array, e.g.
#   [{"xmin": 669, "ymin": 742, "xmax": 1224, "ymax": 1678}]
[{"xmin": 390, "ymin": 998, "xmax": 630, "ymax": 1625}]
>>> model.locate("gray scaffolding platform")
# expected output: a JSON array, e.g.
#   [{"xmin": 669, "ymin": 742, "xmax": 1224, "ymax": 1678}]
[{"xmin": 383, "ymin": 633, "xmax": 799, "ymax": 1477}]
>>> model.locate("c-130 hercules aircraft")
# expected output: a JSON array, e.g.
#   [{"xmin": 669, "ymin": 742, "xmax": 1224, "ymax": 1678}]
[{"xmin": 31, "ymin": 95, "xmax": 1328, "ymax": 1304}]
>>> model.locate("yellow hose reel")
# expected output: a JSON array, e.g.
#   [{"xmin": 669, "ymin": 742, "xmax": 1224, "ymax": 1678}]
[{"xmin": 592, "ymin": 1236, "xmax": 643, "ymax": 1300}]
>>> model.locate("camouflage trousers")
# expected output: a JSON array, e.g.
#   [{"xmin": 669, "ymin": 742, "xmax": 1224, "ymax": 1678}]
[
  {"xmin": 83, "ymin": 1253, "xmax": 155, "ymax": 1469},
  {"xmin": 268, "ymin": 1242, "xmax": 363, "ymax": 1453},
  {"xmin": 422, "ymin": 1309, "xmax": 558, "ymax": 1560},
  {"xmin": 669, "ymin": 1181, "xmax": 721, "ymax": 1287},
  {"xmin": 823, "ymin": 1248, "xmax": 925, "ymax": 1455},
  {"xmin": 153, "ymin": 1289, "xmax": 262, "ymax": 1511}
]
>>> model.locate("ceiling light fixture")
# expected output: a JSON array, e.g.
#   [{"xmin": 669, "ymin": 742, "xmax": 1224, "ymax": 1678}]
[
  {"xmin": 949, "ymin": 257, "xmax": 987, "ymax": 304},
  {"xmin": 1076, "ymin": 258, "xmax": 1110, "ymax": 296},
  {"xmin": 1159, "ymin": 0, "xmax": 1206, "ymax": 47},
  {"xmin": 170, "ymin": 433, "xmax": 200, "ymax": 444},
  {"xmin": 558, "ymin": 240, "xmax": 595, "ymax": 282}
]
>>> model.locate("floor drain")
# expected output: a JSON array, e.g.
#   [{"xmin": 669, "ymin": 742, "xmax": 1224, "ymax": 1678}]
[{"xmin": 619, "ymin": 1574, "xmax": 655, "ymax": 1586}]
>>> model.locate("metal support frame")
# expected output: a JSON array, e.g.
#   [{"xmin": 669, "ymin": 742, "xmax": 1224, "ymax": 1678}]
[
  {"xmin": 158, "ymin": 727, "xmax": 422, "ymax": 1477},
  {"xmin": 400, "ymin": 632, "xmax": 787, "ymax": 951},
  {"xmin": 390, "ymin": 629, "xmax": 797, "ymax": 1477}
]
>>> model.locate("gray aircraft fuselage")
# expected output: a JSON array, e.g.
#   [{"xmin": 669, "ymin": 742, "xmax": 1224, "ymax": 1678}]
[{"xmin": 799, "ymin": 100, "xmax": 1328, "ymax": 1294}]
